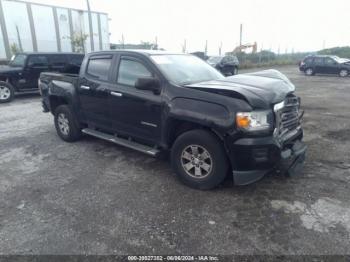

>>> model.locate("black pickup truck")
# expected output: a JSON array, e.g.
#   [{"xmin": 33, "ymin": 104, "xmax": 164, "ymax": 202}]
[
  {"xmin": 0, "ymin": 52, "xmax": 84, "ymax": 103},
  {"xmin": 39, "ymin": 50, "xmax": 306, "ymax": 189}
]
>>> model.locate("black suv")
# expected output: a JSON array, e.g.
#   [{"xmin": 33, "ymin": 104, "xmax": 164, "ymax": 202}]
[
  {"xmin": 0, "ymin": 52, "xmax": 84, "ymax": 103},
  {"xmin": 299, "ymin": 55, "xmax": 350, "ymax": 77},
  {"xmin": 207, "ymin": 55, "xmax": 239, "ymax": 76}
]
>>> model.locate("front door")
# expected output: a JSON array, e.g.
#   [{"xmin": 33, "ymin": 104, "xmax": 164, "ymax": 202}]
[
  {"xmin": 323, "ymin": 57, "xmax": 339, "ymax": 74},
  {"xmin": 22, "ymin": 55, "xmax": 49, "ymax": 89},
  {"xmin": 78, "ymin": 54, "xmax": 113, "ymax": 130},
  {"xmin": 108, "ymin": 56, "xmax": 163, "ymax": 143}
]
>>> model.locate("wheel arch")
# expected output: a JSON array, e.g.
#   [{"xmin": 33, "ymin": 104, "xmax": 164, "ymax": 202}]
[{"xmin": 165, "ymin": 118, "xmax": 225, "ymax": 149}]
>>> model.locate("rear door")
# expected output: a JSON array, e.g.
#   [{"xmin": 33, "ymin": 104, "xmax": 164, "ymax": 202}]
[
  {"xmin": 108, "ymin": 55, "xmax": 163, "ymax": 143},
  {"xmin": 78, "ymin": 54, "xmax": 114, "ymax": 130},
  {"xmin": 313, "ymin": 57, "xmax": 326, "ymax": 74},
  {"xmin": 23, "ymin": 55, "xmax": 50, "ymax": 89}
]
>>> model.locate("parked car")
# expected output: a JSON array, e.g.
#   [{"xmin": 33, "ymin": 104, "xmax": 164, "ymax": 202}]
[
  {"xmin": 207, "ymin": 55, "xmax": 239, "ymax": 76},
  {"xmin": 0, "ymin": 52, "xmax": 84, "ymax": 103},
  {"xmin": 299, "ymin": 55, "xmax": 350, "ymax": 77},
  {"xmin": 39, "ymin": 50, "xmax": 306, "ymax": 190}
]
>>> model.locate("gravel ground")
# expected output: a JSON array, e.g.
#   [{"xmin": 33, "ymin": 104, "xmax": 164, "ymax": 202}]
[{"xmin": 0, "ymin": 66, "xmax": 349, "ymax": 255}]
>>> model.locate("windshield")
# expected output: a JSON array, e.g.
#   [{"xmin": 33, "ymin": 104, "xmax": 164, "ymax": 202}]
[
  {"xmin": 9, "ymin": 54, "xmax": 27, "ymax": 67},
  {"xmin": 207, "ymin": 56, "xmax": 222, "ymax": 63},
  {"xmin": 151, "ymin": 54, "xmax": 224, "ymax": 85},
  {"xmin": 332, "ymin": 56, "xmax": 350, "ymax": 63}
]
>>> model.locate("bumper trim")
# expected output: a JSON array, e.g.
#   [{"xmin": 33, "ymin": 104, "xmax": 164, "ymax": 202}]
[{"xmin": 232, "ymin": 140, "xmax": 307, "ymax": 186}]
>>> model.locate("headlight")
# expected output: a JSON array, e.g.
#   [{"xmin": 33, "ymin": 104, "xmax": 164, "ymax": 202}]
[{"xmin": 236, "ymin": 110, "xmax": 273, "ymax": 132}]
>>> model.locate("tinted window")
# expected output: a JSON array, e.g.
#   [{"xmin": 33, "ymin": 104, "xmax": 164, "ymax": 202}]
[
  {"xmin": 50, "ymin": 55, "xmax": 67, "ymax": 67},
  {"xmin": 117, "ymin": 59, "xmax": 152, "ymax": 86},
  {"xmin": 27, "ymin": 55, "xmax": 49, "ymax": 67},
  {"xmin": 324, "ymin": 57, "xmax": 336, "ymax": 65},
  {"xmin": 304, "ymin": 57, "xmax": 313, "ymax": 64},
  {"xmin": 9, "ymin": 54, "xmax": 27, "ymax": 67},
  {"xmin": 314, "ymin": 57, "xmax": 324, "ymax": 65},
  {"xmin": 70, "ymin": 55, "xmax": 84, "ymax": 66},
  {"xmin": 87, "ymin": 57, "xmax": 112, "ymax": 81}
]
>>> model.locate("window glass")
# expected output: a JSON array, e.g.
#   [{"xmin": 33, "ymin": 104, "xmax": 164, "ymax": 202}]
[
  {"xmin": 9, "ymin": 54, "xmax": 27, "ymax": 67},
  {"xmin": 314, "ymin": 57, "xmax": 324, "ymax": 65},
  {"xmin": 28, "ymin": 56, "xmax": 49, "ymax": 67},
  {"xmin": 70, "ymin": 55, "xmax": 84, "ymax": 66},
  {"xmin": 304, "ymin": 57, "xmax": 313, "ymax": 64},
  {"xmin": 57, "ymin": 8, "xmax": 71, "ymax": 52},
  {"xmin": 50, "ymin": 55, "xmax": 67, "ymax": 67},
  {"xmin": 151, "ymin": 55, "xmax": 224, "ymax": 85},
  {"xmin": 32, "ymin": 5, "xmax": 57, "ymax": 52},
  {"xmin": 324, "ymin": 58, "xmax": 336, "ymax": 65},
  {"xmin": 87, "ymin": 58, "xmax": 112, "ymax": 81},
  {"xmin": 117, "ymin": 59, "xmax": 152, "ymax": 86}
]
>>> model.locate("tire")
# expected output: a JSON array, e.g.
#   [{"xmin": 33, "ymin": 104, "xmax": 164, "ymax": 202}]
[
  {"xmin": 54, "ymin": 105, "xmax": 82, "ymax": 142},
  {"xmin": 232, "ymin": 67, "xmax": 238, "ymax": 75},
  {"xmin": 0, "ymin": 81, "xmax": 15, "ymax": 103},
  {"xmin": 305, "ymin": 68, "xmax": 314, "ymax": 76},
  {"xmin": 171, "ymin": 129, "xmax": 229, "ymax": 190},
  {"xmin": 339, "ymin": 69, "xmax": 348, "ymax": 77}
]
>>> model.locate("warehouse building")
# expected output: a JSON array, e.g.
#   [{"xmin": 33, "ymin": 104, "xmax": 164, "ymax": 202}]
[{"xmin": 0, "ymin": 0, "xmax": 110, "ymax": 60}]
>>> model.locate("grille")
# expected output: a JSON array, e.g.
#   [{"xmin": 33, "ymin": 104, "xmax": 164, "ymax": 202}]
[{"xmin": 274, "ymin": 94, "xmax": 300, "ymax": 138}]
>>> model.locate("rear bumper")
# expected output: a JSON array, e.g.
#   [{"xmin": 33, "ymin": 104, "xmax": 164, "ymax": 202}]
[{"xmin": 225, "ymin": 130, "xmax": 307, "ymax": 185}]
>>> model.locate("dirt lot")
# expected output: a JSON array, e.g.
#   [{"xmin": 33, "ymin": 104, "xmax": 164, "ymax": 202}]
[{"xmin": 0, "ymin": 66, "xmax": 349, "ymax": 255}]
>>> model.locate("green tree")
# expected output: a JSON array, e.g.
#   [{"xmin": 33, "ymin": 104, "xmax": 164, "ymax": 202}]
[
  {"xmin": 70, "ymin": 32, "xmax": 89, "ymax": 53},
  {"xmin": 10, "ymin": 43, "xmax": 21, "ymax": 56}
]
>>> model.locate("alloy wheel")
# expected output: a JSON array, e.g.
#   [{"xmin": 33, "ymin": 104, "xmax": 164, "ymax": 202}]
[
  {"xmin": 57, "ymin": 113, "xmax": 70, "ymax": 135},
  {"xmin": 0, "ymin": 86, "xmax": 11, "ymax": 100},
  {"xmin": 181, "ymin": 145, "xmax": 213, "ymax": 178}
]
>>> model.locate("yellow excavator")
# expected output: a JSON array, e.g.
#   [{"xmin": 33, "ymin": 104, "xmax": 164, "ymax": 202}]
[{"xmin": 233, "ymin": 42, "xmax": 258, "ymax": 54}]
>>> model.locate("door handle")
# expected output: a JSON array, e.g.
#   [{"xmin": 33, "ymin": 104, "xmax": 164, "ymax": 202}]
[
  {"xmin": 80, "ymin": 85, "xmax": 90, "ymax": 90},
  {"xmin": 111, "ymin": 91, "xmax": 123, "ymax": 97}
]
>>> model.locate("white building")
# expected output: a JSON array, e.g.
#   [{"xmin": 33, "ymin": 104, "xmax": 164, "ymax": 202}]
[{"xmin": 0, "ymin": 0, "xmax": 110, "ymax": 59}]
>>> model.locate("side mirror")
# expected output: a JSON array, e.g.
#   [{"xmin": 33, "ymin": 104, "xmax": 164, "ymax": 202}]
[{"xmin": 135, "ymin": 77, "xmax": 161, "ymax": 94}]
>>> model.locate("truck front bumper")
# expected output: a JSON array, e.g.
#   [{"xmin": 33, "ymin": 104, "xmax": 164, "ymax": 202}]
[{"xmin": 225, "ymin": 131, "xmax": 307, "ymax": 185}]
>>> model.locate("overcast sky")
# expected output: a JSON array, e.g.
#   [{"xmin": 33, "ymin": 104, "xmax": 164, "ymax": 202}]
[{"xmin": 20, "ymin": 0, "xmax": 350, "ymax": 55}]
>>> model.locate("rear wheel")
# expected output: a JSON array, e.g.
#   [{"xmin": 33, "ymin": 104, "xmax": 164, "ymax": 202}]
[
  {"xmin": 339, "ymin": 69, "xmax": 348, "ymax": 77},
  {"xmin": 0, "ymin": 81, "xmax": 14, "ymax": 103},
  {"xmin": 232, "ymin": 67, "xmax": 238, "ymax": 75},
  {"xmin": 305, "ymin": 68, "xmax": 314, "ymax": 76},
  {"xmin": 171, "ymin": 129, "xmax": 229, "ymax": 190},
  {"xmin": 54, "ymin": 105, "xmax": 82, "ymax": 142}
]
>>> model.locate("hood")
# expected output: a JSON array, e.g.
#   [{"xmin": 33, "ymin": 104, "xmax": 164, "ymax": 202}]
[
  {"xmin": 0, "ymin": 65, "xmax": 22, "ymax": 73},
  {"xmin": 185, "ymin": 69, "xmax": 295, "ymax": 109}
]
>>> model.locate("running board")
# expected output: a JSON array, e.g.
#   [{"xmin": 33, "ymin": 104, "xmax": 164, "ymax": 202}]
[{"xmin": 82, "ymin": 128, "xmax": 160, "ymax": 157}]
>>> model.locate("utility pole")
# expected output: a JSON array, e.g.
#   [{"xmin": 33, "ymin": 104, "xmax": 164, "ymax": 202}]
[
  {"xmin": 204, "ymin": 40, "xmax": 208, "ymax": 55},
  {"xmin": 86, "ymin": 0, "xmax": 94, "ymax": 51},
  {"xmin": 154, "ymin": 36, "xmax": 158, "ymax": 50},
  {"xmin": 219, "ymin": 41, "xmax": 222, "ymax": 56},
  {"xmin": 239, "ymin": 24, "xmax": 243, "ymax": 47},
  {"xmin": 121, "ymin": 34, "xmax": 125, "ymax": 49},
  {"xmin": 182, "ymin": 39, "xmax": 187, "ymax": 53},
  {"xmin": 15, "ymin": 25, "xmax": 23, "ymax": 52}
]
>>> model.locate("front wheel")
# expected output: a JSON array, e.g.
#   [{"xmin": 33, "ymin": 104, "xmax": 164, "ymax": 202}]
[
  {"xmin": 54, "ymin": 105, "xmax": 82, "ymax": 142},
  {"xmin": 339, "ymin": 69, "xmax": 348, "ymax": 77},
  {"xmin": 171, "ymin": 129, "xmax": 229, "ymax": 190},
  {"xmin": 0, "ymin": 81, "xmax": 15, "ymax": 103}
]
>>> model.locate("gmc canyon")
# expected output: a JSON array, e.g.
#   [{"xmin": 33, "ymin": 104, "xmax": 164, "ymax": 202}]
[{"xmin": 39, "ymin": 50, "xmax": 306, "ymax": 189}]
